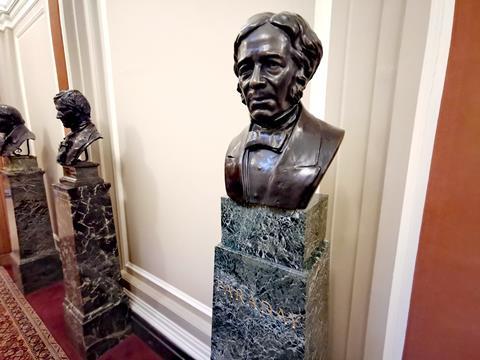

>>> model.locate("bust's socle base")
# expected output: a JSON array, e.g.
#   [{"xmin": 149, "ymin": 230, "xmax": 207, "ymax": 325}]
[{"xmin": 211, "ymin": 195, "xmax": 329, "ymax": 360}]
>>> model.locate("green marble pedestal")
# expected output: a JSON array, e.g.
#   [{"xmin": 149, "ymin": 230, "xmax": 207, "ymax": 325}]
[
  {"xmin": 211, "ymin": 195, "xmax": 329, "ymax": 359},
  {"xmin": 1, "ymin": 156, "xmax": 62, "ymax": 293}
]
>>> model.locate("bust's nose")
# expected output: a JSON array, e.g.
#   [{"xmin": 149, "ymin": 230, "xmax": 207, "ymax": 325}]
[{"xmin": 250, "ymin": 64, "xmax": 266, "ymax": 88}]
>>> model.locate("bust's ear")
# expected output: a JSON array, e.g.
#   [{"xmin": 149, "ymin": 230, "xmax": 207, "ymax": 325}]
[
  {"xmin": 290, "ymin": 68, "xmax": 308, "ymax": 104},
  {"xmin": 297, "ymin": 67, "xmax": 308, "ymax": 90}
]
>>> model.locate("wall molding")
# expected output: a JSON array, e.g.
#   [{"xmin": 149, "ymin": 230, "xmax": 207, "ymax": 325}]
[
  {"xmin": 121, "ymin": 264, "xmax": 212, "ymax": 342},
  {"xmin": 11, "ymin": 0, "xmax": 46, "ymax": 136},
  {"xmin": 0, "ymin": 0, "xmax": 18, "ymax": 14},
  {"xmin": 0, "ymin": 0, "xmax": 39, "ymax": 31},
  {"xmin": 125, "ymin": 262, "xmax": 212, "ymax": 318},
  {"xmin": 14, "ymin": 2, "xmax": 42, "ymax": 37},
  {"xmin": 127, "ymin": 289, "xmax": 211, "ymax": 360},
  {"xmin": 322, "ymin": 0, "xmax": 411, "ymax": 357},
  {"xmin": 365, "ymin": 0, "xmax": 455, "ymax": 359},
  {"xmin": 96, "ymin": 0, "xmax": 131, "ymax": 268}
]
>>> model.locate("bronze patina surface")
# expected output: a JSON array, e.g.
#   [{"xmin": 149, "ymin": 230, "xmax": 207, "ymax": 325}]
[
  {"xmin": 0, "ymin": 105, "xmax": 36, "ymax": 157},
  {"xmin": 54, "ymin": 90, "xmax": 102, "ymax": 166},
  {"xmin": 225, "ymin": 12, "xmax": 344, "ymax": 209}
]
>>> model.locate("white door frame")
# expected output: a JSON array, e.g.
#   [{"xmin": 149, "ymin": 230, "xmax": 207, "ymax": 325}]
[{"xmin": 364, "ymin": 0, "xmax": 455, "ymax": 359}]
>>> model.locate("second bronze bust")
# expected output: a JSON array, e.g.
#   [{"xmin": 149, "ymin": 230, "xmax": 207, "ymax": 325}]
[
  {"xmin": 0, "ymin": 105, "xmax": 35, "ymax": 157},
  {"xmin": 54, "ymin": 90, "xmax": 102, "ymax": 166},
  {"xmin": 225, "ymin": 12, "xmax": 344, "ymax": 210}
]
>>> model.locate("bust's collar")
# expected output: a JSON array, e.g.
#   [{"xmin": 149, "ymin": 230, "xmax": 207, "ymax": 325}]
[
  {"xmin": 69, "ymin": 119, "xmax": 92, "ymax": 133},
  {"xmin": 246, "ymin": 104, "xmax": 301, "ymax": 152},
  {"xmin": 250, "ymin": 103, "xmax": 300, "ymax": 130}
]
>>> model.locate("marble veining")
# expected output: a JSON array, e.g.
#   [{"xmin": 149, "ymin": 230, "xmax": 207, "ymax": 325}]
[
  {"xmin": 53, "ymin": 172, "xmax": 130, "ymax": 360},
  {"xmin": 221, "ymin": 195, "xmax": 327, "ymax": 270},
  {"xmin": 1, "ymin": 156, "xmax": 62, "ymax": 293},
  {"xmin": 211, "ymin": 196, "xmax": 329, "ymax": 359}
]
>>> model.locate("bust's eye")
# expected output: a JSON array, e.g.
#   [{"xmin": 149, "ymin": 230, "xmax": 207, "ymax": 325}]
[
  {"xmin": 238, "ymin": 64, "xmax": 252, "ymax": 77},
  {"xmin": 265, "ymin": 59, "xmax": 283, "ymax": 72}
]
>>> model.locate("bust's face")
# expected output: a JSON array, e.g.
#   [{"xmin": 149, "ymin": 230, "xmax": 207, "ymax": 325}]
[
  {"xmin": 0, "ymin": 118, "xmax": 8, "ymax": 134},
  {"xmin": 55, "ymin": 103, "xmax": 77, "ymax": 129},
  {"xmin": 236, "ymin": 23, "xmax": 300, "ymax": 126}
]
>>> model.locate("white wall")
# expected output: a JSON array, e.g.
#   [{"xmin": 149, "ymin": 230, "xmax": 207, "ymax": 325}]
[{"xmin": 0, "ymin": 29, "xmax": 22, "ymax": 108}]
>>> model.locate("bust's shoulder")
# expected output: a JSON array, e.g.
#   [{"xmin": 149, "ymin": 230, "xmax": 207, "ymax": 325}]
[
  {"xmin": 77, "ymin": 123, "xmax": 101, "ymax": 140},
  {"xmin": 1, "ymin": 124, "xmax": 36, "ymax": 156},
  {"xmin": 9, "ymin": 124, "xmax": 35, "ymax": 144},
  {"xmin": 226, "ymin": 125, "xmax": 249, "ymax": 157},
  {"xmin": 295, "ymin": 106, "xmax": 345, "ymax": 170},
  {"xmin": 299, "ymin": 107, "xmax": 345, "ymax": 142},
  {"xmin": 69, "ymin": 123, "xmax": 102, "ymax": 149}
]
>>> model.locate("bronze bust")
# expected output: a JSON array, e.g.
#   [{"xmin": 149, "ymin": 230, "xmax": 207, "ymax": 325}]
[
  {"xmin": 225, "ymin": 12, "xmax": 344, "ymax": 210},
  {"xmin": 54, "ymin": 90, "xmax": 102, "ymax": 166},
  {"xmin": 0, "ymin": 105, "xmax": 36, "ymax": 157}
]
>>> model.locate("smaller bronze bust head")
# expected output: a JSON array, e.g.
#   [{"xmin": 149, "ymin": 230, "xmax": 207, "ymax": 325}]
[
  {"xmin": 225, "ymin": 12, "xmax": 344, "ymax": 209},
  {"xmin": 0, "ymin": 105, "xmax": 35, "ymax": 157},
  {"xmin": 54, "ymin": 90, "xmax": 102, "ymax": 166}
]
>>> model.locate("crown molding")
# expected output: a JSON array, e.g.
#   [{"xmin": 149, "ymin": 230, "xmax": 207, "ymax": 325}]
[
  {"xmin": 0, "ymin": 0, "xmax": 17, "ymax": 14},
  {"xmin": 0, "ymin": 0, "xmax": 38, "ymax": 31}
]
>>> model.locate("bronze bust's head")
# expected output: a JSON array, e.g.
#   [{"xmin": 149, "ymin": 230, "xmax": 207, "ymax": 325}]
[
  {"xmin": 233, "ymin": 12, "xmax": 322, "ymax": 127},
  {"xmin": 54, "ymin": 90, "xmax": 92, "ymax": 131},
  {"xmin": 225, "ymin": 12, "xmax": 344, "ymax": 210},
  {"xmin": 54, "ymin": 90, "xmax": 102, "ymax": 166},
  {"xmin": 0, "ymin": 104, "xmax": 35, "ymax": 156}
]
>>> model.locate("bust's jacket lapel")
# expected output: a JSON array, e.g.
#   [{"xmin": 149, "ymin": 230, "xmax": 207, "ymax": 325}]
[{"xmin": 267, "ymin": 107, "xmax": 323, "ymax": 208}]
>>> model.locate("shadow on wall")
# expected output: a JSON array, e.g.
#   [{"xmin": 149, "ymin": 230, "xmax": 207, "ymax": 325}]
[{"xmin": 39, "ymin": 127, "xmax": 59, "ymax": 235}]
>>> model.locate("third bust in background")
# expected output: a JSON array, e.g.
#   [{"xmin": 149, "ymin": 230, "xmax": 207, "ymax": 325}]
[
  {"xmin": 54, "ymin": 90, "xmax": 102, "ymax": 166},
  {"xmin": 225, "ymin": 12, "xmax": 344, "ymax": 210}
]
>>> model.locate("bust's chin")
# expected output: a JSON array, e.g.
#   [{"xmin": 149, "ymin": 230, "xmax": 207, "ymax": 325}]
[
  {"xmin": 250, "ymin": 110, "xmax": 273, "ymax": 125},
  {"xmin": 250, "ymin": 104, "xmax": 298, "ymax": 128}
]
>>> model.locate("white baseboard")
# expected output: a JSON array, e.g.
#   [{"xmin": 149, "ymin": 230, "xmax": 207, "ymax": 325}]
[
  {"xmin": 126, "ymin": 289, "xmax": 211, "ymax": 360},
  {"xmin": 125, "ymin": 262, "xmax": 212, "ymax": 318}
]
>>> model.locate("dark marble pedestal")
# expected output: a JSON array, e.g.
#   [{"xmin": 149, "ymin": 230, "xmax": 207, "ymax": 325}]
[
  {"xmin": 52, "ymin": 162, "xmax": 130, "ymax": 360},
  {"xmin": 211, "ymin": 195, "xmax": 329, "ymax": 360},
  {"xmin": 0, "ymin": 156, "xmax": 62, "ymax": 293}
]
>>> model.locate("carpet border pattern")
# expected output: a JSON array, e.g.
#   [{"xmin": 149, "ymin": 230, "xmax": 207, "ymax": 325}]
[{"xmin": 0, "ymin": 266, "xmax": 68, "ymax": 360}]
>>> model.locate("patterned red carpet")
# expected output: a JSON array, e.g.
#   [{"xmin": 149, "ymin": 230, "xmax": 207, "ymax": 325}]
[{"xmin": 0, "ymin": 266, "xmax": 68, "ymax": 360}]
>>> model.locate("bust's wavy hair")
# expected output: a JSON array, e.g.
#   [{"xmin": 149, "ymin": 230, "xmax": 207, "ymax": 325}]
[
  {"xmin": 53, "ymin": 90, "xmax": 91, "ymax": 118},
  {"xmin": 0, "ymin": 105, "xmax": 25, "ymax": 131},
  {"xmin": 233, "ymin": 12, "xmax": 323, "ymax": 104}
]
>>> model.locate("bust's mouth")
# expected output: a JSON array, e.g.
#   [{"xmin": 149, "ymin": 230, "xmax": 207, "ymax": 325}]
[{"xmin": 249, "ymin": 98, "xmax": 276, "ymax": 110}]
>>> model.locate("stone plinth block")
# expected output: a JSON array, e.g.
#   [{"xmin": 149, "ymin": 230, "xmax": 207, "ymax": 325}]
[
  {"xmin": 1, "ymin": 156, "xmax": 62, "ymax": 293},
  {"xmin": 211, "ymin": 196, "xmax": 329, "ymax": 360},
  {"xmin": 53, "ymin": 162, "xmax": 130, "ymax": 360},
  {"xmin": 221, "ymin": 195, "xmax": 327, "ymax": 270}
]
